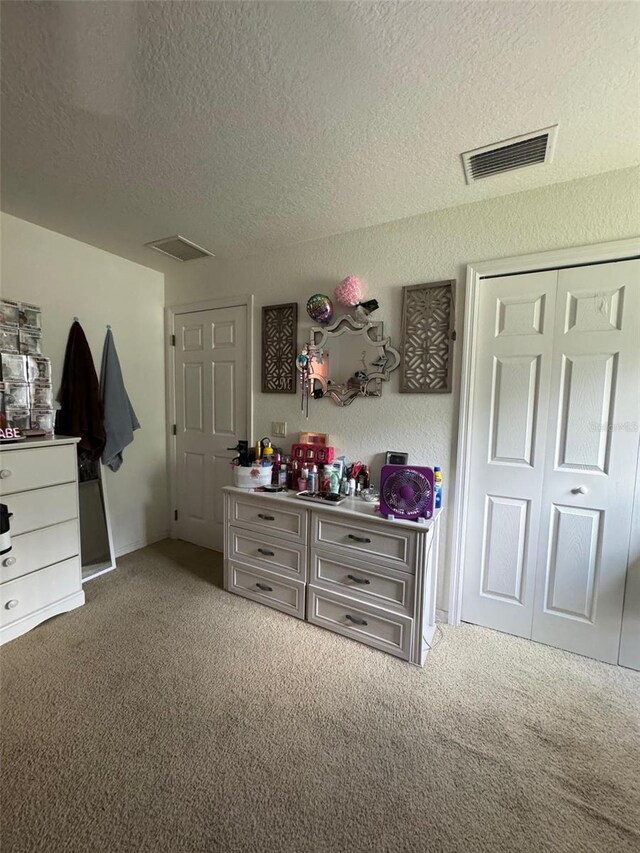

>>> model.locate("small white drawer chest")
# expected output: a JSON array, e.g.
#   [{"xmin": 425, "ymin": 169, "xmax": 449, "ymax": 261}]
[
  {"xmin": 223, "ymin": 487, "xmax": 441, "ymax": 665},
  {"xmin": 0, "ymin": 436, "xmax": 84, "ymax": 646}
]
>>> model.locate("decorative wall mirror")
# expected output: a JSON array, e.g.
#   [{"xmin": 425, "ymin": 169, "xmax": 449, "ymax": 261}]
[{"xmin": 308, "ymin": 315, "xmax": 400, "ymax": 406}]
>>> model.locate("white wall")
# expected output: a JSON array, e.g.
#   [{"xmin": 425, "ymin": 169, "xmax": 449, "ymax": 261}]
[
  {"xmin": 0, "ymin": 213, "xmax": 168, "ymax": 556},
  {"xmin": 165, "ymin": 166, "xmax": 640, "ymax": 610}
]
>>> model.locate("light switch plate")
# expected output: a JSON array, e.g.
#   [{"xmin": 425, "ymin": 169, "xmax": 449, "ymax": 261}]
[{"xmin": 272, "ymin": 421, "xmax": 287, "ymax": 437}]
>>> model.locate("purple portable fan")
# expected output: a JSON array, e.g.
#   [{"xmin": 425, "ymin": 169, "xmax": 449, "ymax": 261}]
[{"xmin": 379, "ymin": 465, "xmax": 434, "ymax": 521}]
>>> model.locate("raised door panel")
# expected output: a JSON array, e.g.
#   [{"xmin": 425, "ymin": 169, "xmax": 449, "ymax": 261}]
[
  {"xmin": 183, "ymin": 363, "xmax": 204, "ymax": 432},
  {"xmin": 495, "ymin": 294, "xmax": 546, "ymax": 337},
  {"xmin": 555, "ymin": 353, "xmax": 616, "ymax": 473},
  {"xmin": 480, "ymin": 496, "xmax": 529, "ymax": 604},
  {"xmin": 489, "ymin": 355, "xmax": 539, "ymax": 466},
  {"xmin": 543, "ymin": 505, "xmax": 601, "ymax": 622},
  {"xmin": 212, "ymin": 362, "xmax": 235, "ymax": 435}
]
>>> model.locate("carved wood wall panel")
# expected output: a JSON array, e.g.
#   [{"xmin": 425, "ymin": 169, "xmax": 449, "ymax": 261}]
[
  {"xmin": 400, "ymin": 280, "xmax": 455, "ymax": 393},
  {"xmin": 262, "ymin": 302, "xmax": 298, "ymax": 393}
]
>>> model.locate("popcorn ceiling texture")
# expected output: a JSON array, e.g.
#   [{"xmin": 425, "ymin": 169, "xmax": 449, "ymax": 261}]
[
  {"xmin": 1, "ymin": 1, "xmax": 639, "ymax": 266},
  {"xmin": 165, "ymin": 167, "xmax": 640, "ymax": 610}
]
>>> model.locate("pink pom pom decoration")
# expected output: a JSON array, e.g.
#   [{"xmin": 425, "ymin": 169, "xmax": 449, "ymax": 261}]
[{"xmin": 335, "ymin": 275, "xmax": 364, "ymax": 307}]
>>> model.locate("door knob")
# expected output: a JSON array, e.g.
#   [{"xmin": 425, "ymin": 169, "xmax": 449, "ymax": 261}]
[{"xmin": 572, "ymin": 486, "xmax": 588, "ymax": 495}]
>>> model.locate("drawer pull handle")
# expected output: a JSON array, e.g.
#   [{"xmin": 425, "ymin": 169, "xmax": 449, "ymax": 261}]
[
  {"xmin": 5, "ymin": 599, "xmax": 19, "ymax": 610},
  {"xmin": 0, "ymin": 469, "xmax": 12, "ymax": 479},
  {"xmin": 347, "ymin": 574, "xmax": 370, "ymax": 585},
  {"xmin": 257, "ymin": 548, "xmax": 275, "ymax": 557},
  {"xmin": 255, "ymin": 582, "xmax": 273, "ymax": 592},
  {"xmin": 3, "ymin": 556, "xmax": 16, "ymax": 567},
  {"xmin": 258, "ymin": 513, "xmax": 275, "ymax": 521},
  {"xmin": 345, "ymin": 614, "xmax": 368, "ymax": 626},
  {"xmin": 348, "ymin": 534, "xmax": 371, "ymax": 544}
]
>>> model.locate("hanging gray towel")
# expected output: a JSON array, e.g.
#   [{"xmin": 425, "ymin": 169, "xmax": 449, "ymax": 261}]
[{"xmin": 99, "ymin": 329, "xmax": 140, "ymax": 472}]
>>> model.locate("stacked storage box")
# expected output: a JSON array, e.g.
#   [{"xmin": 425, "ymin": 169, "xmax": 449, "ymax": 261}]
[{"xmin": 0, "ymin": 300, "xmax": 54, "ymax": 435}]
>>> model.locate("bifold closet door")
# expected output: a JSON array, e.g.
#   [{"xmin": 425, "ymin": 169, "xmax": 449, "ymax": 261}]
[
  {"xmin": 460, "ymin": 271, "xmax": 558, "ymax": 637},
  {"xmin": 531, "ymin": 259, "xmax": 640, "ymax": 664}
]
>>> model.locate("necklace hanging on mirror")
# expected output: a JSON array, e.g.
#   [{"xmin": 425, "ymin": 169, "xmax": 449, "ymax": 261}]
[{"xmin": 296, "ymin": 344, "xmax": 313, "ymax": 418}]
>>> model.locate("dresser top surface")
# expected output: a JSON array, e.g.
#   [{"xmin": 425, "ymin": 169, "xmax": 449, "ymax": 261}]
[
  {"xmin": 223, "ymin": 485, "xmax": 441, "ymax": 532},
  {"xmin": 0, "ymin": 435, "xmax": 80, "ymax": 451}
]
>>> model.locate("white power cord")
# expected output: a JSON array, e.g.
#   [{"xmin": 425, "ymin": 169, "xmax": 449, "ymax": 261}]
[{"xmin": 423, "ymin": 624, "xmax": 444, "ymax": 652}]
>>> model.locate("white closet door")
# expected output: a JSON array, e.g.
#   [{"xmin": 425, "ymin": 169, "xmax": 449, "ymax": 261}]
[
  {"xmin": 531, "ymin": 259, "xmax": 640, "ymax": 663},
  {"xmin": 461, "ymin": 271, "xmax": 558, "ymax": 637},
  {"xmin": 619, "ymin": 450, "xmax": 640, "ymax": 670},
  {"xmin": 175, "ymin": 305, "xmax": 247, "ymax": 551}
]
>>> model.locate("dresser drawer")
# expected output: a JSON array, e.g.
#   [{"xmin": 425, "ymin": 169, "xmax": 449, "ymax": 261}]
[
  {"xmin": 230, "ymin": 497, "xmax": 307, "ymax": 543},
  {"xmin": 0, "ymin": 520, "xmax": 80, "ymax": 584},
  {"xmin": 307, "ymin": 586, "xmax": 412, "ymax": 660},
  {"xmin": 0, "ymin": 444, "xmax": 76, "ymax": 496},
  {"xmin": 312, "ymin": 513, "xmax": 416, "ymax": 572},
  {"xmin": 0, "ymin": 556, "xmax": 81, "ymax": 628},
  {"xmin": 229, "ymin": 527, "xmax": 306, "ymax": 580},
  {"xmin": 311, "ymin": 549, "xmax": 415, "ymax": 613},
  {"xmin": 4, "ymin": 483, "xmax": 78, "ymax": 536},
  {"xmin": 228, "ymin": 561, "xmax": 305, "ymax": 620}
]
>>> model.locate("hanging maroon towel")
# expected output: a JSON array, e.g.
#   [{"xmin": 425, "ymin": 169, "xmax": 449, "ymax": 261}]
[{"xmin": 55, "ymin": 320, "xmax": 106, "ymax": 460}]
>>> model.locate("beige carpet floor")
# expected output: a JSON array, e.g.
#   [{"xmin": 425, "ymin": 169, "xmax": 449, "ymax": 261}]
[{"xmin": 1, "ymin": 540, "xmax": 639, "ymax": 853}]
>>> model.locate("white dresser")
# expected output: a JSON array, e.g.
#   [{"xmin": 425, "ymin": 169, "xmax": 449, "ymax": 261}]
[
  {"xmin": 0, "ymin": 436, "xmax": 84, "ymax": 646},
  {"xmin": 223, "ymin": 487, "xmax": 441, "ymax": 665}
]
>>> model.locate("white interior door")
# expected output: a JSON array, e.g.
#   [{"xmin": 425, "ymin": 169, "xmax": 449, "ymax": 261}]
[
  {"xmin": 531, "ymin": 259, "xmax": 640, "ymax": 663},
  {"xmin": 461, "ymin": 271, "xmax": 558, "ymax": 636},
  {"xmin": 619, "ymin": 451, "xmax": 640, "ymax": 670},
  {"xmin": 174, "ymin": 305, "xmax": 247, "ymax": 551}
]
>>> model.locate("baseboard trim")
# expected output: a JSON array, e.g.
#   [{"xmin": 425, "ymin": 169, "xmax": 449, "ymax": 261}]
[
  {"xmin": 115, "ymin": 531, "xmax": 169, "ymax": 559},
  {"xmin": 435, "ymin": 608, "xmax": 449, "ymax": 624}
]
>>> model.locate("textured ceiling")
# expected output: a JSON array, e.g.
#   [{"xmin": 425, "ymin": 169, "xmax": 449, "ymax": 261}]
[{"xmin": 1, "ymin": 1, "xmax": 639, "ymax": 269}]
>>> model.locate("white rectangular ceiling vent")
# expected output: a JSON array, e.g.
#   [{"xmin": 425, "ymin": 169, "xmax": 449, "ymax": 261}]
[
  {"xmin": 145, "ymin": 235, "xmax": 214, "ymax": 261},
  {"xmin": 462, "ymin": 125, "xmax": 558, "ymax": 183}
]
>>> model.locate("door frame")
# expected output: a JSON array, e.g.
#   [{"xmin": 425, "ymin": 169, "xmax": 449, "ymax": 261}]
[
  {"xmin": 449, "ymin": 237, "xmax": 640, "ymax": 624},
  {"xmin": 165, "ymin": 295, "xmax": 254, "ymax": 540}
]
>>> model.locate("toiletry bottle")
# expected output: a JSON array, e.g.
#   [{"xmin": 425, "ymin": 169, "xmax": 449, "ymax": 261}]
[
  {"xmin": 262, "ymin": 445, "xmax": 273, "ymax": 467},
  {"xmin": 255, "ymin": 439, "xmax": 262, "ymax": 460},
  {"xmin": 328, "ymin": 468, "xmax": 340, "ymax": 494},
  {"xmin": 271, "ymin": 452, "xmax": 281, "ymax": 485},
  {"xmin": 279, "ymin": 456, "xmax": 289, "ymax": 488},
  {"xmin": 434, "ymin": 466, "xmax": 443, "ymax": 509},
  {"xmin": 308, "ymin": 464, "xmax": 318, "ymax": 493},
  {"xmin": 348, "ymin": 477, "xmax": 356, "ymax": 497},
  {"xmin": 298, "ymin": 463, "xmax": 309, "ymax": 493}
]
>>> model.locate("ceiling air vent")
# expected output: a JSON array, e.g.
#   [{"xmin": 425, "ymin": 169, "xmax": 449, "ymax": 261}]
[
  {"xmin": 145, "ymin": 235, "xmax": 214, "ymax": 261},
  {"xmin": 462, "ymin": 125, "xmax": 558, "ymax": 184}
]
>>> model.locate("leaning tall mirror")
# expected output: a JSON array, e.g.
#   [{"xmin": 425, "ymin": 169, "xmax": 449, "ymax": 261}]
[{"xmin": 308, "ymin": 314, "xmax": 400, "ymax": 406}]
